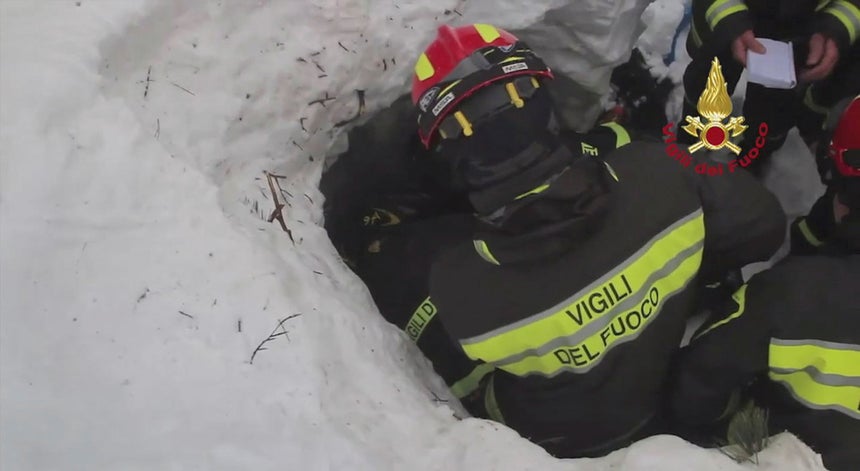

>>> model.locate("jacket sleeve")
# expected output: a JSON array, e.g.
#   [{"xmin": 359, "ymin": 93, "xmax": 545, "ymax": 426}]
[
  {"xmin": 814, "ymin": 0, "xmax": 860, "ymax": 54},
  {"xmin": 670, "ymin": 280, "xmax": 773, "ymax": 427},
  {"xmin": 684, "ymin": 154, "xmax": 787, "ymax": 281},
  {"xmin": 559, "ymin": 122, "xmax": 633, "ymax": 159},
  {"xmin": 692, "ymin": 0, "xmax": 753, "ymax": 48}
]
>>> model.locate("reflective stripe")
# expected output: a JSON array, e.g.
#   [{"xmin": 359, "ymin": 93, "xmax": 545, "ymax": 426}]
[
  {"xmin": 706, "ymin": 0, "xmax": 749, "ymax": 30},
  {"xmin": 693, "ymin": 284, "xmax": 748, "ymax": 340},
  {"xmin": 438, "ymin": 79, "xmax": 461, "ymax": 98},
  {"xmin": 601, "ymin": 122, "xmax": 631, "ymax": 148},
  {"xmin": 484, "ymin": 374, "xmax": 505, "ymax": 423},
  {"xmin": 450, "ymin": 363, "xmax": 494, "ymax": 399},
  {"xmin": 804, "ymin": 87, "xmax": 830, "ymax": 115},
  {"xmin": 817, "ymin": 0, "xmax": 830, "ymax": 12},
  {"xmin": 404, "ymin": 297, "xmax": 438, "ymax": 342},
  {"xmin": 769, "ymin": 338, "xmax": 860, "ymax": 419},
  {"xmin": 474, "ymin": 24, "xmax": 501, "ymax": 43},
  {"xmin": 771, "ymin": 366, "xmax": 860, "ymax": 387},
  {"xmin": 499, "ymin": 56, "xmax": 526, "ymax": 64},
  {"xmin": 603, "ymin": 161, "xmax": 620, "ymax": 182},
  {"xmin": 415, "ymin": 53, "xmax": 435, "ymax": 81},
  {"xmin": 515, "ymin": 184, "xmax": 550, "ymax": 200},
  {"xmin": 461, "ymin": 210, "xmax": 705, "ymax": 377},
  {"xmin": 770, "ymin": 338, "xmax": 860, "ymax": 376},
  {"xmin": 473, "ymin": 240, "xmax": 501, "ymax": 266},
  {"xmin": 825, "ymin": 0, "xmax": 860, "ymax": 43},
  {"xmin": 691, "ymin": 21, "xmax": 703, "ymax": 48},
  {"xmin": 798, "ymin": 218, "xmax": 825, "ymax": 247}
]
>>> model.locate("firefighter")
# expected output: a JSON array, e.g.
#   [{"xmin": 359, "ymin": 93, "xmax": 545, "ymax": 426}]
[
  {"xmin": 791, "ymin": 95, "xmax": 860, "ymax": 254},
  {"xmin": 669, "ymin": 104, "xmax": 860, "ymax": 470},
  {"xmin": 321, "ymin": 56, "xmax": 631, "ymax": 416},
  {"xmin": 413, "ymin": 24, "xmax": 787, "ymax": 457},
  {"xmin": 680, "ymin": 0, "xmax": 860, "ymax": 176}
]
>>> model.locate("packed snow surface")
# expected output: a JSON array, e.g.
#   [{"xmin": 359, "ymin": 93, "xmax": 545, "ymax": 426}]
[{"xmin": 0, "ymin": 1, "xmax": 826, "ymax": 469}]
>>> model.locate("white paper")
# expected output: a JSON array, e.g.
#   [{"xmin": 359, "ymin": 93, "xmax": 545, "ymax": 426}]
[{"xmin": 746, "ymin": 38, "xmax": 797, "ymax": 89}]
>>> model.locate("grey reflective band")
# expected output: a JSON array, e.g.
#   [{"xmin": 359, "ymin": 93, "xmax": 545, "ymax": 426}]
[
  {"xmin": 770, "ymin": 366, "xmax": 860, "ymax": 387},
  {"xmin": 491, "ymin": 240, "xmax": 703, "ymax": 369},
  {"xmin": 771, "ymin": 338, "xmax": 860, "ymax": 351},
  {"xmin": 460, "ymin": 209, "xmax": 704, "ymax": 347},
  {"xmin": 706, "ymin": 0, "xmax": 748, "ymax": 30},
  {"xmin": 825, "ymin": 0, "xmax": 860, "ymax": 43}
]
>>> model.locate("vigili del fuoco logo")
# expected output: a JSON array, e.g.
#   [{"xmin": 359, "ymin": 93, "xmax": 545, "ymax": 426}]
[{"xmin": 662, "ymin": 57, "xmax": 769, "ymax": 176}]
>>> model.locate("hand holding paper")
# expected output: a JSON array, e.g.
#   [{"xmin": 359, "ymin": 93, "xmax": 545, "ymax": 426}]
[{"xmin": 746, "ymin": 38, "xmax": 797, "ymax": 89}]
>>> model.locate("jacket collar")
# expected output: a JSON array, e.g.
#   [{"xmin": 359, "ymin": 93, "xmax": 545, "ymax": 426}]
[{"xmin": 471, "ymin": 155, "xmax": 615, "ymax": 265}]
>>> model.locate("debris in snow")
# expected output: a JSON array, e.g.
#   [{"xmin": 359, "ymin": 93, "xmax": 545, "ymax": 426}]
[
  {"xmin": 264, "ymin": 171, "xmax": 294, "ymax": 243},
  {"xmin": 169, "ymin": 81, "xmax": 195, "ymax": 96},
  {"xmin": 333, "ymin": 89, "xmax": 366, "ymax": 127},
  {"xmin": 142, "ymin": 65, "xmax": 153, "ymax": 98},
  {"xmin": 307, "ymin": 92, "xmax": 336, "ymax": 108},
  {"xmin": 250, "ymin": 314, "xmax": 301, "ymax": 364}
]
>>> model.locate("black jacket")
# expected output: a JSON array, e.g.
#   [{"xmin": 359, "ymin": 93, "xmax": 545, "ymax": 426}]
[
  {"xmin": 429, "ymin": 140, "xmax": 786, "ymax": 457},
  {"xmin": 670, "ymin": 254, "xmax": 860, "ymax": 471},
  {"xmin": 689, "ymin": 0, "xmax": 860, "ymax": 55},
  {"xmin": 322, "ymin": 93, "xmax": 636, "ymax": 412}
]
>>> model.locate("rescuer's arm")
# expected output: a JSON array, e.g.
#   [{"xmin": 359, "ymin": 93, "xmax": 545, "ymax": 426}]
[
  {"xmin": 670, "ymin": 281, "xmax": 771, "ymax": 427},
  {"xmin": 687, "ymin": 154, "xmax": 786, "ymax": 281}
]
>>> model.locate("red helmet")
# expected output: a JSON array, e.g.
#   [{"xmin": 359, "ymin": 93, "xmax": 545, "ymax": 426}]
[
  {"xmin": 411, "ymin": 24, "xmax": 553, "ymax": 148},
  {"xmin": 830, "ymin": 95, "xmax": 860, "ymax": 178}
]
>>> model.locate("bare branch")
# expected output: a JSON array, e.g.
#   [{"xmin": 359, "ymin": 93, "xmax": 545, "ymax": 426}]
[{"xmin": 250, "ymin": 314, "xmax": 302, "ymax": 364}]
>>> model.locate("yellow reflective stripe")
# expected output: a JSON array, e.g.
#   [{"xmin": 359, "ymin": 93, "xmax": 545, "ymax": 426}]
[
  {"xmin": 770, "ymin": 370, "xmax": 860, "ymax": 418},
  {"xmin": 461, "ymin": 210, "xmax": 705, "ymax": 374},
  {"xmin": 474, "ymin": 24, "xmax": 501, "ymax": 43},
  {"xmin": 601, "ymin": 122, "xmax": 631, "ymax": 148},
  {"xmin": 825, "ymin": 0, "xmax": 860, "ymax": 43},
  {"xmin": 499, "ymin": 56, "xmax": 526, "ymax": 64},
  {"xmin": 415, "ymin": 53, "xmax": 435, "ymax": 81},
  {"xmin": 711, "ymin": 5, "xmax": 748, "ymax": 29},
  {"xmin": 770, "ymin": 339, "xmax": 860, "ymax": 377},
  {"xmin": 768, "ymin": 339, "xmax": 860, "ymax": 420},
  {"xmin": 450, "ymin": 363, "xmax": 494, "ymax": 399},
  {"xmin": 706, "ymin": 0, "xmax": 749, "ymax": 30},
  {"xmin": 495, "ymin": 245, "xmax": 703, "ymax": 377},
  {"xmin": 484, "ymin": 374, "xmax": 505, "ymax": 423},
  {"xmin": 705, "ymin": 0, "xmax": 732, "ymax": 20},
  {"xmin": 473, "ymin": 240, "xmax": 501, "ymax": 265},
  {"xmin": 603, "ymin": 162, "xmax": 620, "ymax": 182},
  {"xmin": 439, "ymin": 79, "xmax": 461, "ymax": 98},
  {"xmin": 798, "ymin": 218, "xmax": 825, "ymax": 247},
  {"xmin": 691, "ymin": 21, "xmax": 703, "ymax": 48},
  {"xmin": 817, "ymin": 0, "xmax": 830, "ymax": 11},
  {"xmin": 804, "ymin": 87, "xmax": 830, "ymax": 115},
  {"xmin": 404, "ymin": 297, "xmax": 438, "ymax": 342},
  {"xmin": 693, "ymin": 284, "xmax": 748, "ymax": 340},
  {"xmin": 515, "ymin": 184, "xmax": 550, "ymax": 200}
]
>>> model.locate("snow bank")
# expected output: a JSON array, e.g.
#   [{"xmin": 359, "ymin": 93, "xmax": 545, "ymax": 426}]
[{"xmin": 0, "ymin": 1, "xmax": 825, "ymax": 470}]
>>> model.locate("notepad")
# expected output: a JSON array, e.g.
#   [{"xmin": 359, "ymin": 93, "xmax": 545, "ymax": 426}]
[{"xmin": 746, "ymin": 38, "xmax": 797, "ymax": 89}]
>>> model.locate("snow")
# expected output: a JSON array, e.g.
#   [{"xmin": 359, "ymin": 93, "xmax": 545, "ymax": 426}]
[{"xmin": 0, "ymin": 1, "xmax": 826, "ymax": 470}]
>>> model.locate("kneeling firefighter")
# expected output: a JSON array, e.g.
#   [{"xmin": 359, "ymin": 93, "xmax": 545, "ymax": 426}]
[
  {"xmin": 670, "ymin": 97, "xmax": 860, "ymax": 471},
  {"xmin": 413, "ymin": 24, "xmax": 788, "ymax": 457}
]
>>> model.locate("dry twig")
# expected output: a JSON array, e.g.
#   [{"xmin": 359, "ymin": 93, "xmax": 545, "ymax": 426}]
[{"xmin": 250, "ymin": 314, "xmax": 302, "ymax": 364}]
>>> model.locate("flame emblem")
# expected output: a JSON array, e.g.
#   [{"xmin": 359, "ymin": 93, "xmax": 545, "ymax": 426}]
[{"xmin": 682, "ymin": 57, "xmax": 747, "ymax": 154}]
